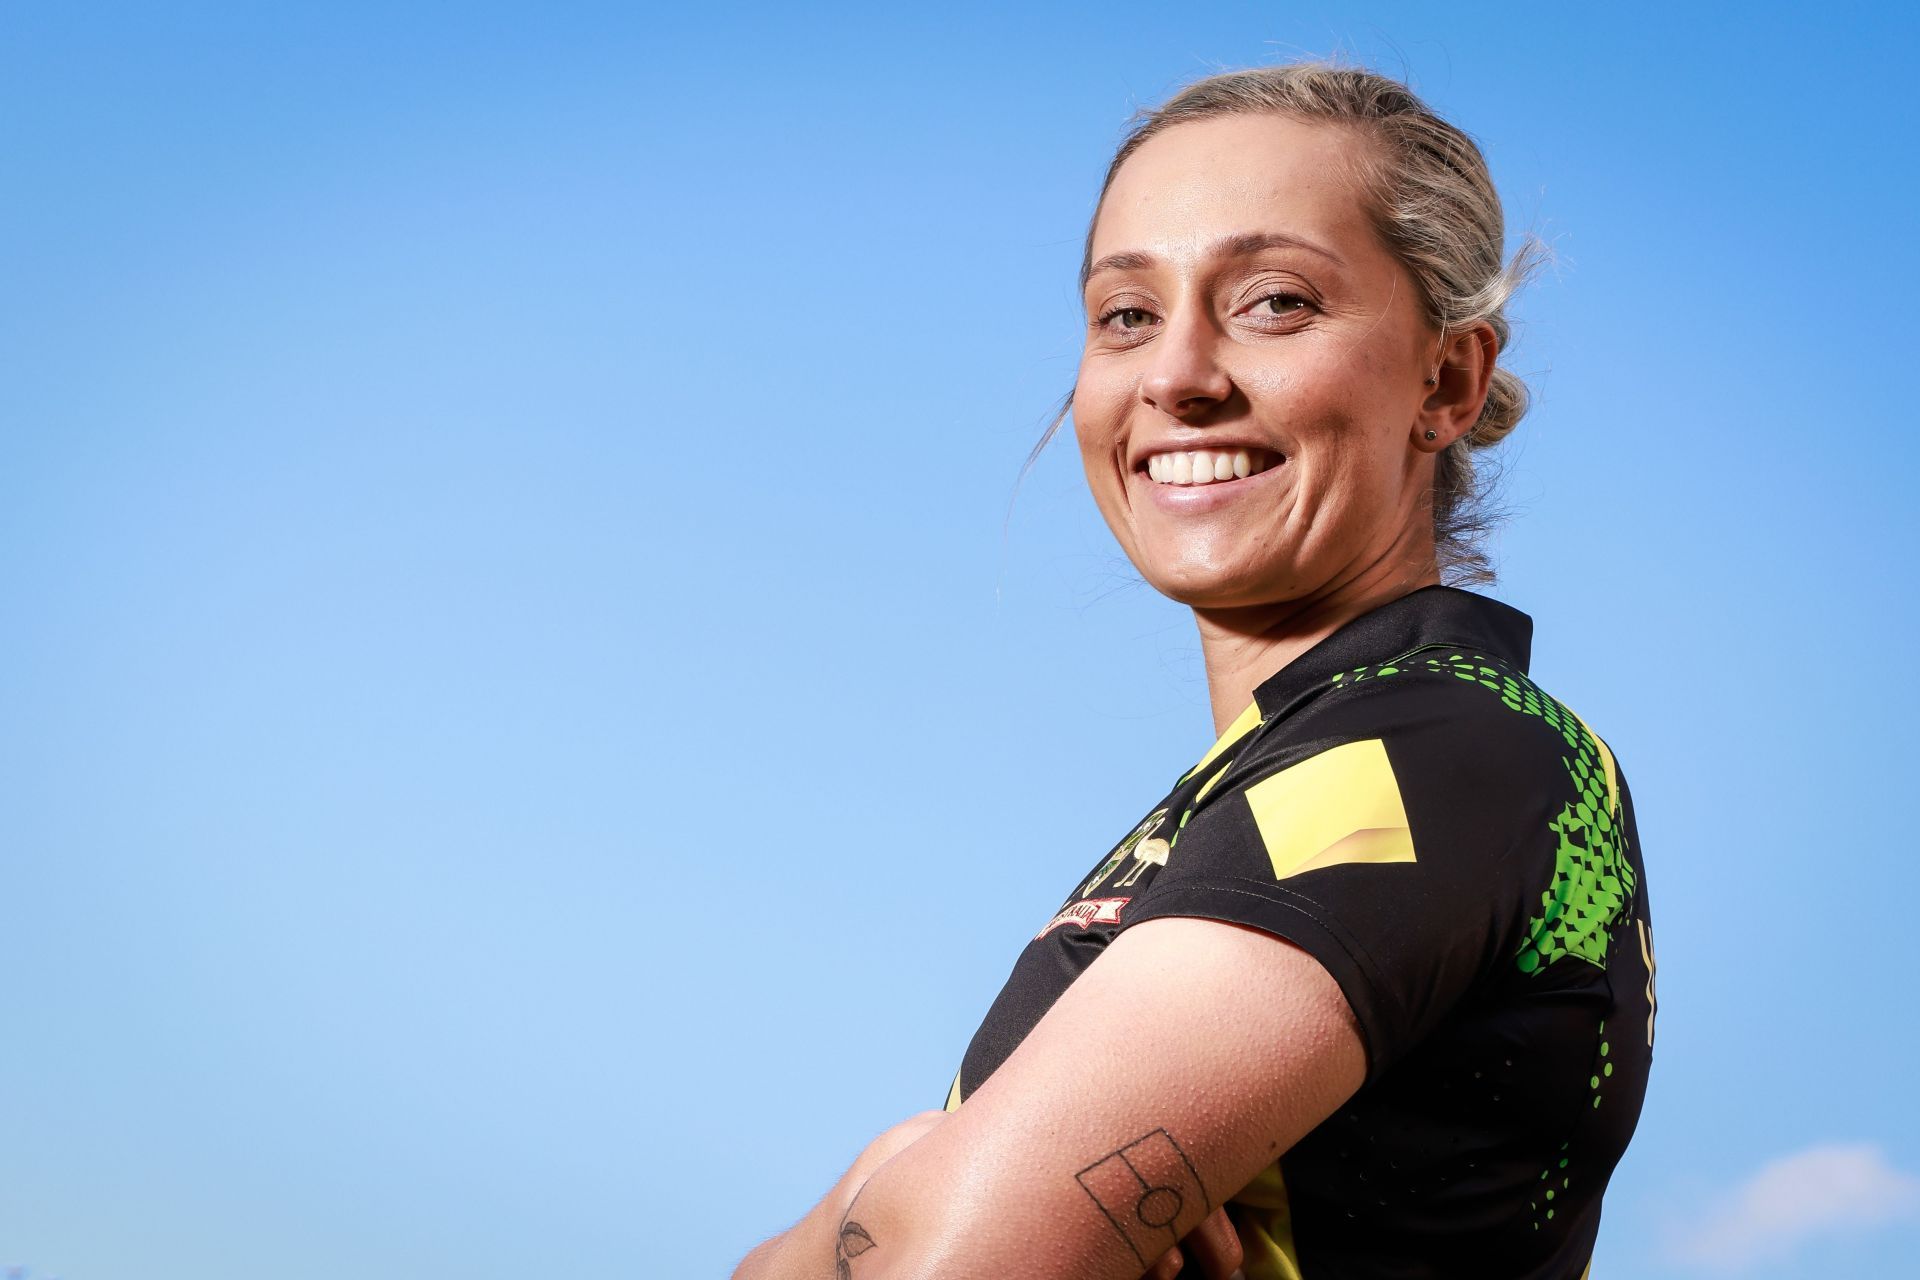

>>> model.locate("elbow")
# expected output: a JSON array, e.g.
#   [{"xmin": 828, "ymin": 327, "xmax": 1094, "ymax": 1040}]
[
  {"xmin": 832, "ymin": 1221, "xmax": 950, "ymax": 1280},
  {"xmin": 850, "ymin": 1228, "xmax": 988, "ymax": 1280},
  {"xmin": 729, "ymin": 1238, "xmax": 771, "ymax": 1280},
  {"xmin": 848, "ymin": 1259, "xmax": 934, "ymax": 1280}
]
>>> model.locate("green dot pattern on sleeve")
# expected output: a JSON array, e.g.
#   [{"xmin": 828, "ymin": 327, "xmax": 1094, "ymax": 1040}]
[{"xmin": 1333, "ymin": 650, "xmax": 1637, "ymax": 976}]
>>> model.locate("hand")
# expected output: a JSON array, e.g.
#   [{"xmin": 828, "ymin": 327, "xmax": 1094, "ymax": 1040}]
[{"xmin": 1144, "ymin": 1204, "xmax": 1244, "ymax": 1280}]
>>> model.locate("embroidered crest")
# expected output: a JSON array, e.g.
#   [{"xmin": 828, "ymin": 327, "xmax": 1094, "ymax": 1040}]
[{"xmin": 1036, "ymin": 896, "xmax": 1130, "ymax": 939}]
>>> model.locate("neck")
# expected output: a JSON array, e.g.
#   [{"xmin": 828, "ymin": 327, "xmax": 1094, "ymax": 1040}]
[{"xmin": 1194, "ymin": 544, "xmax": 1441, "ymax": 736}]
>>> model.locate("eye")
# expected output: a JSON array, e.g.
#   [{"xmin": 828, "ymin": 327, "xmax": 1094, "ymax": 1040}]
[
  {"xmin": 1095, "ymin": 305, "xmax": 1158, "ymax": 333},
  {"xmin": 1254, "ymin": 291, "xmax": 1313, "ymax": 316}
]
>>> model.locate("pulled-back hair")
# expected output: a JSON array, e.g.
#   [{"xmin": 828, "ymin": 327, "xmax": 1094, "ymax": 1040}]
[{"xmin": 1036, "ymin": 59, "xmax": 1545, "ymax": 584}]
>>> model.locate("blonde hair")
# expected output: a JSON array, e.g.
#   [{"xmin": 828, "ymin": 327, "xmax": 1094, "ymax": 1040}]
[{"xmin": 1038, "ymin": 59, "xmax": 1545, "ymax": 584}]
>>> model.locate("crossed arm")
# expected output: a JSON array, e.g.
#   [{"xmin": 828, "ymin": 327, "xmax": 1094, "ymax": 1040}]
[{"xmin": 733, "ymin": 914, "xmax": 1368, "ymax": 1280}]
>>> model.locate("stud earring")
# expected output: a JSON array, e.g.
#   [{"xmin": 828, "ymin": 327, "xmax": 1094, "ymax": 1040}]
[
  {"xmin": 1424, "ymin": 375, "xmax": 1438, "ymax": 386},
  {"xmin": 1423, "ymin": 429, "xmax": 1438, "ymax": 441}
]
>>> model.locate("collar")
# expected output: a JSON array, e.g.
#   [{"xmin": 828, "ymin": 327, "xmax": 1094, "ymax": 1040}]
[{"xmin": 1248, "ymin": 585, "xmax": 1534, "ymax": 720}]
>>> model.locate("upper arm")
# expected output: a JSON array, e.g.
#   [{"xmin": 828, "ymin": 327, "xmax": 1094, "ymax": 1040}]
[
  {"xmin": 840, "ymin": 916, "xmax": 1365, "ymax": 1280},
  {"xmin": 841, "ymin": 673, "xmax": 1565, "ymax": 1278}
]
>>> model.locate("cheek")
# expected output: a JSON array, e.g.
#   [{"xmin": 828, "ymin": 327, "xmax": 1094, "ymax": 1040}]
[
  {"xmin": 1071, "ymin": 362, "xmax": 1129, "ymax": 446},
  {"xmin": 1304, "ymin": 424, "xmax": 1403, "ymax": 521},
  {"xmin": 1259, "ymin": 338, "xmax": 1391, "ymax": 419},
  {"xmin": 1277, "ymin": 347, "xmax": 1408, "ymax": 469}
]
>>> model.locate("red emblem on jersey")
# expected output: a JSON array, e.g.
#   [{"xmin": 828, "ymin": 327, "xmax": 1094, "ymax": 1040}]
[{"xmin": 1035, "ymin": 896, "xmax": 1130, "ymax": 939}]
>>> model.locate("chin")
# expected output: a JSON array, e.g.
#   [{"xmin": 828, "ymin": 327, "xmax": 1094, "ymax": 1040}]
[{"xmin": 1140, "ymin": 556, "xmax": 1302, "ymax": 611}]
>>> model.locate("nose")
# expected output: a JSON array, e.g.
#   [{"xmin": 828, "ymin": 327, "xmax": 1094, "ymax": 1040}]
[{"xmin": 1139, "ymin": 310, "xmax": 1232, "ymax": 420}]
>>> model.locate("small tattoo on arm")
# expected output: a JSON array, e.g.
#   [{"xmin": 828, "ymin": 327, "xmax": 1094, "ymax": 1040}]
[
  {"xmin": 834, "ymin": 1217, "xmax": 877, "ymax": 1280},
  {"xmin": 1074, "ymin": 1127, "xmax": 1211, "ymax": 1267}
]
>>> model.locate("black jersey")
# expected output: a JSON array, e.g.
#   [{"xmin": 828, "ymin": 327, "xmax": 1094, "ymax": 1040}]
[{"xmin": 945, "ymin": 587, "xmax": 1654, "ymax": 1280}]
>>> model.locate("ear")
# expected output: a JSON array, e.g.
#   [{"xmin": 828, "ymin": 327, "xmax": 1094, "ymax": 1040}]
[{"xmin": 1412, "ymin": 321, "xmax": 1498, "ymax": 452}]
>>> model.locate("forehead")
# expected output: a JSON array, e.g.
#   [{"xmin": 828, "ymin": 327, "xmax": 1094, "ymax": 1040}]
[{"xmin": 1089, "ymin": 114, "xmax": 1381, "ymax": 275}]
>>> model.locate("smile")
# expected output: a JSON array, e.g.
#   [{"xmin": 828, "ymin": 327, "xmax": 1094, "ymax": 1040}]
[{"xmin": 1141, "ymin": 448, "xmax": 1282, "ymax": 486}]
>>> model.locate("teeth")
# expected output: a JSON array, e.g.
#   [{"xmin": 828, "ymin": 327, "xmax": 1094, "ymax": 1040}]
[
  {"xmin": 1142, "ymin": 448, "xmax": 1279, "ymax": 486},
  {"xmin": 1182, "ymin": 450, "xmax": 1221, "ymax": 485}
]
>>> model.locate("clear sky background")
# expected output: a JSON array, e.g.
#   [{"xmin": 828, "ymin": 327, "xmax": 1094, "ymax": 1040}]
[{"xmin": 4, "ymin": 3, "xmax": 1916, "ymax": 1278}]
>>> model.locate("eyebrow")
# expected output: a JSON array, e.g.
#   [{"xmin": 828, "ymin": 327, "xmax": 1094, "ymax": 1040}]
[{"xmin": 1083, "ymin": 230, "xmax": 1346, "ymax": 290}]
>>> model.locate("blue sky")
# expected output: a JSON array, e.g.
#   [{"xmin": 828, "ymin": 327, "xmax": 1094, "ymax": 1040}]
[{"xmin": 3, "ymin": 3, "xmax": 1916, "ymax": 1277}]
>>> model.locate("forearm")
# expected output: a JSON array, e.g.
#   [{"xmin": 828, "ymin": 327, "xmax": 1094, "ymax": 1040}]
[
  {"xmin": 733, "ymin": 1153, "xmax": 872, "ymax": 1280},
  {"xmin": 819, "ymin": 1129, "xmax": 1137, "ymax": 1280},
  {"xmin": 738, "ymin": 1107, "xmax": 1232, "ymax": 1280},
  {"xmin": 811, "ymin": 1140, "xmax": 960, "ymax": 1280},
  {"xmin": 734, "ymin": 1111, "xmax": 950, "ymax": 1280}
]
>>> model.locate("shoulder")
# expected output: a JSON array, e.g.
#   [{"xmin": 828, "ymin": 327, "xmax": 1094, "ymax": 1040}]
[
  {"xmin": 1189, "ymin": 646, "xmax": 1633, "ymax": 934},
  {"xmin": 1243, "ymin": 646, "xmax": 1620, "ymax": 813}
]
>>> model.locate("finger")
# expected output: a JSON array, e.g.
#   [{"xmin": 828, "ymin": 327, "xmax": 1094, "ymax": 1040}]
[
  {"xmin": 1179, "ymin": 1206, "xmax": 1244, "ymax": 1279},
  {"xmin": 1147, "ymin": 1244, "xmax": 1184, "ymax": 1280}
]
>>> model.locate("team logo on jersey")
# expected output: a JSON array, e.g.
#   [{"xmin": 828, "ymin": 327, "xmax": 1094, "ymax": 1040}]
[
  {"xmin": 1036, "ymin": 896, "xmax": 1130, "ymax": 939},
  {"xmin": 1078, "ymin": 808, "xmax": 1171, "ymax": 899}
]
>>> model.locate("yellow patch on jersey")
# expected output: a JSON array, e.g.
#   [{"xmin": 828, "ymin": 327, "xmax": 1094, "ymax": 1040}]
[
  {"xmin": 1244, "ymin": 738, "xmax": 1415, "ymax": 880},
  {"xmin": 1193, "ymin": 762, "xmax": 1233, "ymax": 804},
  {"xmin": 943, "ymin": 1067, "xmax": 962, "ymax": 1113},
  {"xmin": 1180, "ymin": 699, "xmax": 1263, "ymax": 784}
]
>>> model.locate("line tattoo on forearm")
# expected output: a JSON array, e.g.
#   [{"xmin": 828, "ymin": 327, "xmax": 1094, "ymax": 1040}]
[
  {"xmin": 1074, "ymin": 1127, "xmax": 1211, "ymax": 1267},
  {"xmin": 834, "ymin": 1206, "xmax": 878, "ymax": 1280}
]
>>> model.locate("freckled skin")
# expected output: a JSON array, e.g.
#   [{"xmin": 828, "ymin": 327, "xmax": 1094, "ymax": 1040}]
[{"xmin": 1074, "ymin": 114, "xmax": 1496, "ymax": 732}]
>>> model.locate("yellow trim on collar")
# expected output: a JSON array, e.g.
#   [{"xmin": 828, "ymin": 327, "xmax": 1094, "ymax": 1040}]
[{"xmin": 1181, "ymin": 699, "xmax": 1263, "ymax": 784}]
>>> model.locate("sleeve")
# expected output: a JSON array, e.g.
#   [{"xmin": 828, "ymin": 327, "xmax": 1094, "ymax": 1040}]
[{"xmin": 1121, "ymin": 677, "xmax": 1553, "ymax": 1084}]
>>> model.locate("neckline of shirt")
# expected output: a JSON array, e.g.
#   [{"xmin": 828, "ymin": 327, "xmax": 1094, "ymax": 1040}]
[
  {"xmin": 1180, "ymin": 586, "xmax": 1534, "ymax": 782},
  {"xmin": 1247, "ymin": 585, "xmax": 1536, "ymax": 722}
]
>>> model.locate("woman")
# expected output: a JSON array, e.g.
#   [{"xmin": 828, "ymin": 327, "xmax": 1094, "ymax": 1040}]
[{"xmin": 736, "ymin": 61, "xmax": 1654, "ymax": 1280}]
